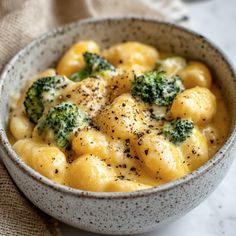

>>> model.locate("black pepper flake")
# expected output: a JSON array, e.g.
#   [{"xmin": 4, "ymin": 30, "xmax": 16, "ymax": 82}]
[
  {"xmin": 137, "ymin": 132, "xmax": 144, "ymax": 138},
  {"xmin": 117, "ymin": 175, "xmax": 125, "ymax": 180},
  {"xmin": 124, "ymin": 148, "xmax": 130, "ymax": 153},
  {"xmin": 55, "ymin": 169, "xmax": 59, "ymax": 174},
  {"xmin": 138, "ymin": 140, "xmax": 142, "ymax": 146},
  {"xmin": 192, "ymin": 150, "xmax": 197, "ymax": 155},
  {"xmin": 144, "ymin": 149, "xmax": 149, "ymax": 155},
  {"xmin": 125, "ymin": 139, "xmax": 130, "ymax": 145},
  {"xmin": 130, "ymin": 167, "xmax": 136, "ymax": 171}
]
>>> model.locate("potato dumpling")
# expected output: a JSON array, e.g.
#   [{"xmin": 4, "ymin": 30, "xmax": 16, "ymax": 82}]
[
  {"xmin": 62, "ymin": 77, "xmax": 108, "ymax": 117},
  {"xmin": 72, "ymin": 129, "xmax": 135, "ymax": 167},
  {"xmin": 57, "ymin": 40, "xmax": 100, "ymax": 77},
  {"xmin": 156, "ymin": 57, "xmax": 186, "ymax": 77},
  {"xmin": 95, "ymin": 93, "xmax": 145, "ymax": 139},
  {"xmin": 179, "ymin": 128, "xmax": 208, "ymax": 171},
  {"xmin": 179, "ymin": 61, "xmax": 212, "ymax": 89},
  {"xmin": 105, "ymin": 138, "xmax": 125, "ymax": 164},
  {"xmin": 200, "ymin": 125, "xmax": 221, "ymax": 157},
  {"xmin": 106, "ymin": 180, "xmax": 151, "ymax": 192},
  {"xmin": 72, "ymin": 128, "xmax": 110, "ymax": 158},
  {"xmin": 171, "ymin": 87, "xmax": 216, "ymax": 124},
  {"xmin": 67, "ymin": 154, "xmax": 115, "ymax": 191},
  {"xmin": 134, "ymin": 132, "xmax": 188, "ymax": 181},
  {"xmin": 13, "ymin": 139, "xmax": 67, "ymax": 184},
  {"xmin": 103, "ymin": 41, "xmax": 159, "ymax": 74},
  {"xmin": 105, "ymin": 72, "xmax": 134, "ymax": 100},
  {"xmin": 211, "ymin": 85, "xmax": 230, "ymax": 139},
  {"xmin": 200, "ymin": 85, "xmax": 230, "ymax": 156},
  {"xmin": 10, "ymin": 115, "xmax": 34, "ymax": 140}
]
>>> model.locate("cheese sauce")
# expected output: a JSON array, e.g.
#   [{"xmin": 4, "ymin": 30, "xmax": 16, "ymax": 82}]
[{"xmin": 9, "ymin": 41, "xmax": 230, "ymax": 192}]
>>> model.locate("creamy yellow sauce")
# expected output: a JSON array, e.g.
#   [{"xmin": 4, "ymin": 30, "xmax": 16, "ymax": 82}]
[{"xmin": 9, "ymin": 40, "xmax": 230, "ymax": 192}]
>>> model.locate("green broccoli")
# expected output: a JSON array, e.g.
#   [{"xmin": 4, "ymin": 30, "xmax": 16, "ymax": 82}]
[
  {"xmin": 163, "ymin": 118, "xmax": 194, "ymax": 144},
  {"xmin": 70, "ymin": 52, "xmax": 116, "ymax": 81},
  {"xmin": 131, "ymin": 71, "xmax": 184, "ymax": 106},
  {"xmin": 24, "ymin": 76, "xmax": 68, "ymax": 123},
  {"xmin": 36, "ymin": 102, "xmax": 89, "ymax": 148}
]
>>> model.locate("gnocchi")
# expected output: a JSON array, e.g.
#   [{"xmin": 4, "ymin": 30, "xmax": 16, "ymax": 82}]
[
  {"xmin": 9, "ymin": 40, "xmax": 230, "ymax": 192},
  {"xmin": 62, "ymin": 77, "xmax": 108, "ymax": 117},
  {"xmin": 102, "ymin": 41, "xmax": 159, "ymax": 74},
  {"xmin": 106, "ymin": 180, "xmax": 151, "ymax": 192},
  {"xmin": 67, "ymin": 154, "xmax": 115, "ymax": 191},
  {"xmin": 171, "ymin": 86, "xmax": 217, "ymax": 124},
  {"xmin": 57, "ymin": 41, "xmax": 100, "ymax": 77},
  {"xmin": 179, "ymin": 61, "xmax": 212, "ymax": 89},
  {"xmin": 179, "ymin": 128, "xmax": 208, "ymax": 171},
  {"xmin": 10, "ymin": 114, "xmax": 34, "ymax": 140},
  {"xmin": 95, "ymin": 93, "xmax": 146, "ymax": 140},
  {"xmin": 13, "ymin": 139, "xmax": 67, "ymax": 184},
  {"xmin": 134, "ymin": 132, "xmax": 189, "ymax": 181}
]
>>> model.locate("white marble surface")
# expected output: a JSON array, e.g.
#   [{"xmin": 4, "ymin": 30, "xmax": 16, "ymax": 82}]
[{"xmin": 60, "ymin": 0, "xmax": 236, "ymax": 235}]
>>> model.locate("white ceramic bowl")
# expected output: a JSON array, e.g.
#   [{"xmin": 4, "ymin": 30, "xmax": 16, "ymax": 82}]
[{"xmin": 0, "ymin": 17, "xmax": 236, "ymax": 235}]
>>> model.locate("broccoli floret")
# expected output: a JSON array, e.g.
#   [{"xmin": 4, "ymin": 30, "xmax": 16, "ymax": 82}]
[
  {"xmin": 70, "ymin": 52, "xmax": 116, "ymax": 81},
  {"xmin": 131, "ymin": 71, "xmax": 184, "ymax": 106},
  {"xmin": 37, "ymin": 102, "xmax": 89, "ymax": 148},
  {"xmin": 163, "ymin": 118, "xmax": 194, "ymax": 144},
  {"xmin": 24, "ymin": 76, "xmax": 68, "ymax": 123}
]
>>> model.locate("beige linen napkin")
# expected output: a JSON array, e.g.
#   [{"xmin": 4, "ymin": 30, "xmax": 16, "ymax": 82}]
[{"xmin": 0, "ymin": 0, "xmax": 187, "ymax": 235}]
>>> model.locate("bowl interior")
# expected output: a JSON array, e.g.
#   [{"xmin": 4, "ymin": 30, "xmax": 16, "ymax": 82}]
[{"xmin": 0, "ymin": 17, "xmax": 236, "ymax": 195}]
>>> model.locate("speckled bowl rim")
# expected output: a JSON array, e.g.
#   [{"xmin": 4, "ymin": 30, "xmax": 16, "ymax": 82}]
[{"xmin": 0, "ymin": 17, "xmax": 236, "ymax": 200}]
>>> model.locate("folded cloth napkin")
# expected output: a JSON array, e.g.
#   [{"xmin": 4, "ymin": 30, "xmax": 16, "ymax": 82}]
[{"xmin": 0, "ymin": 0, "xmax": 187, "ymax": 235}]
